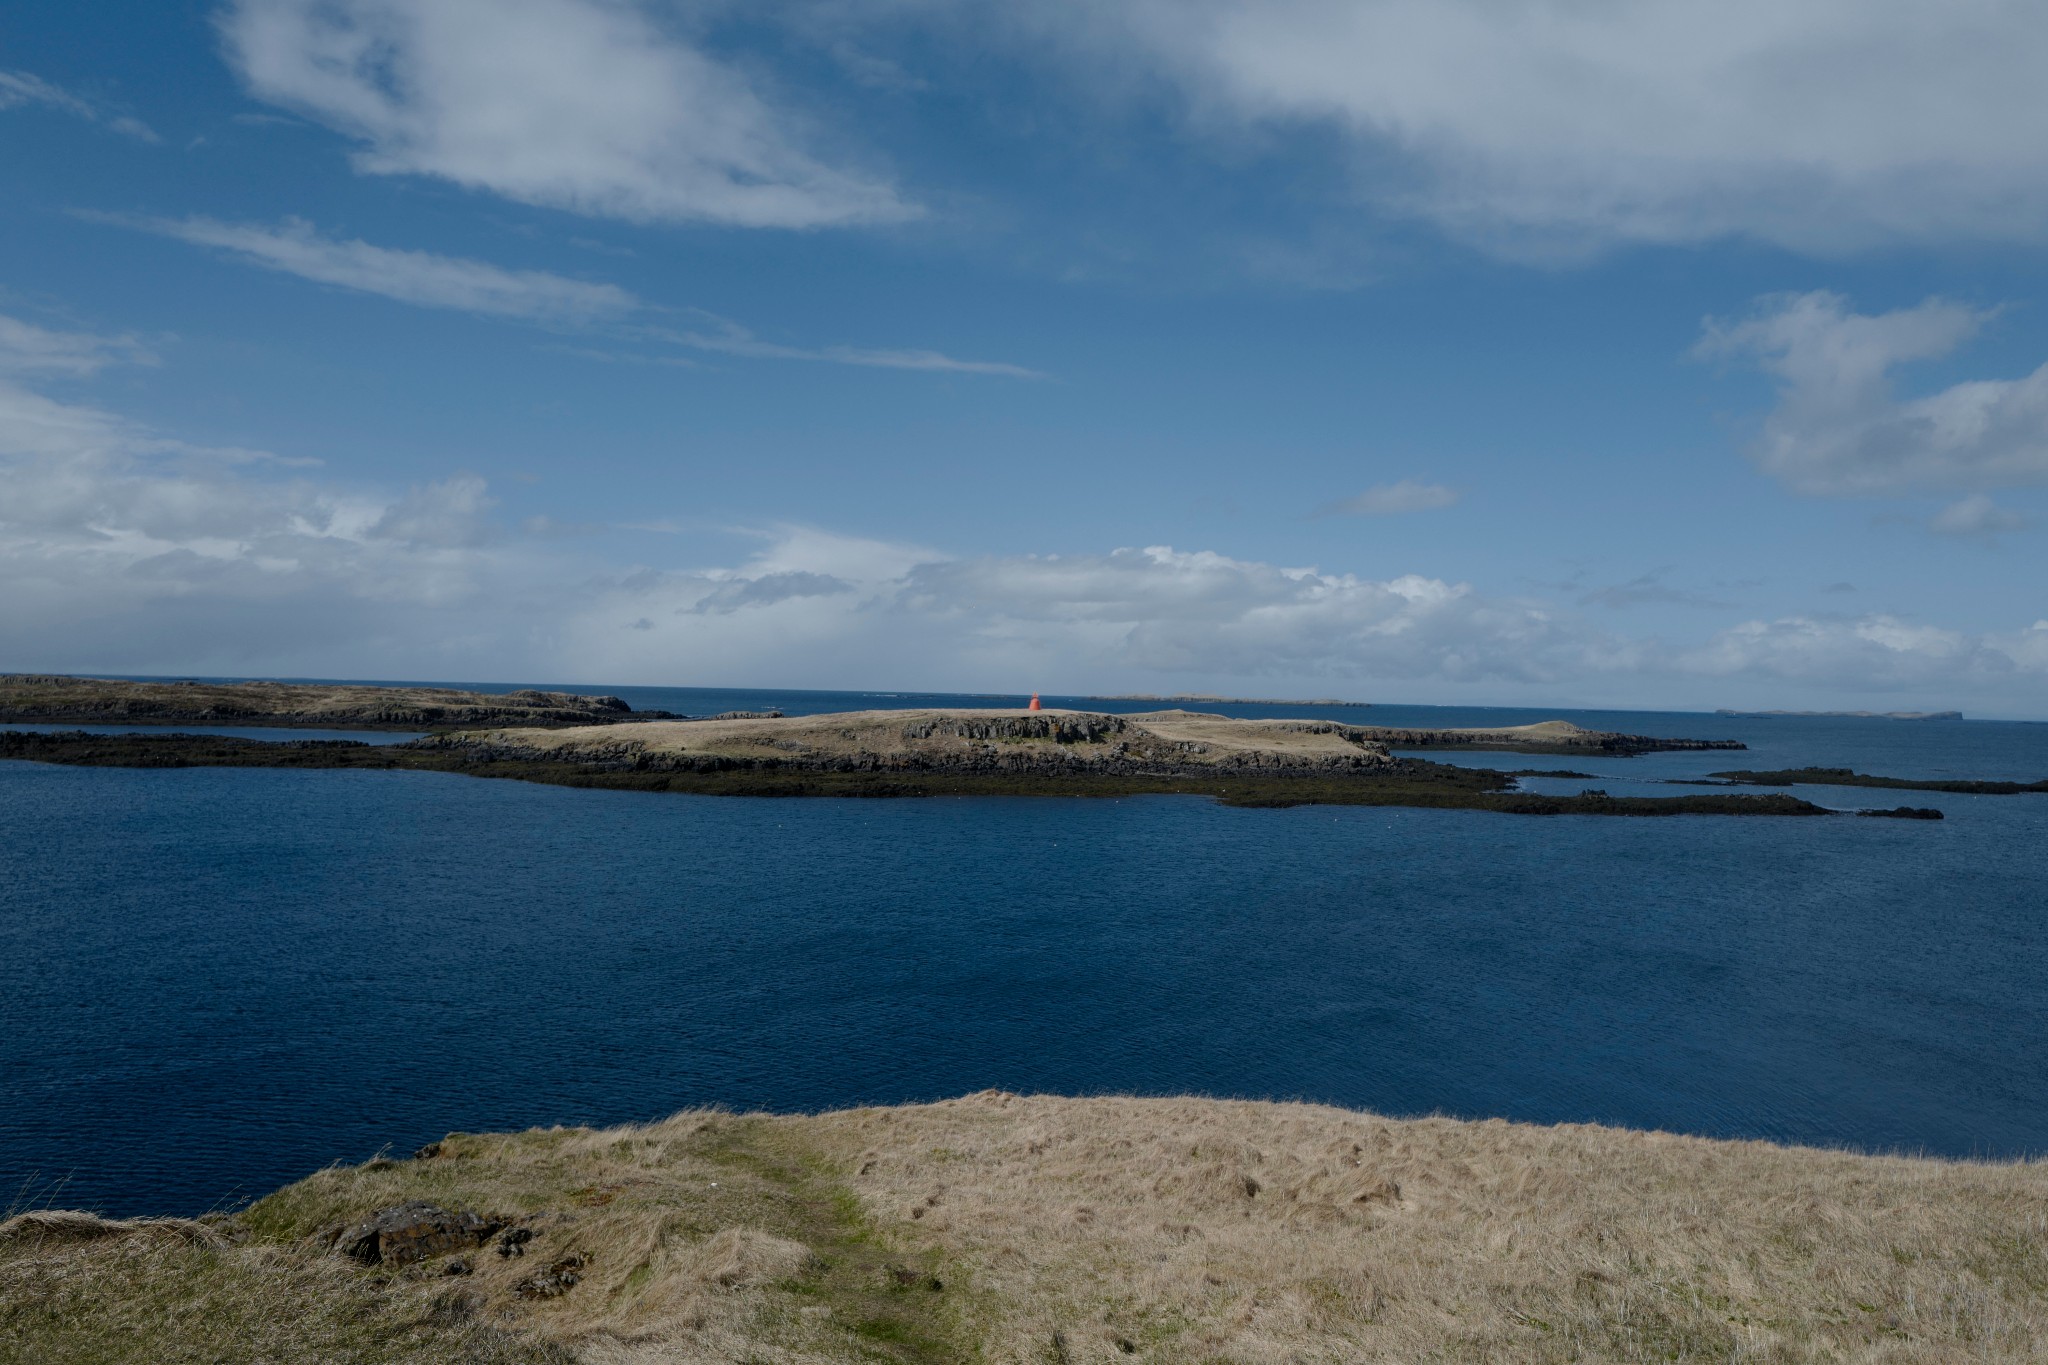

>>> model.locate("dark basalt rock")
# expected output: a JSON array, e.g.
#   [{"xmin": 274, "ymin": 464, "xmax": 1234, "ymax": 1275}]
[
  {"xmin": 336, "ymin": 1202, "xmax": 505, "ymax": 1266},
  {"xmin": 513, "ymin": 1254, "xmax": 586, "ymax": 1299},
  {"xmin": 900, "ymin": 714, "xmax": 1130, "ymax": 745},
  {"xmin": 1856, "ymin": 806, "xmax": 1945, "ymax": 820}
]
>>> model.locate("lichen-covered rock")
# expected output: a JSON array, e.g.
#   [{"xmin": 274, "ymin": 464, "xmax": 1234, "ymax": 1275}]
[{"xmin": 336, "ymin": 1202, "xmax": 504, "ymax": 1266}]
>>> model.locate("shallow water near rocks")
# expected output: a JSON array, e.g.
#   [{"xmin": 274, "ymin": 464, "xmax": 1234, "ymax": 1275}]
[{"xmin": 3, "ymin": 687, "xmax": 2045, "ymax": 1217}]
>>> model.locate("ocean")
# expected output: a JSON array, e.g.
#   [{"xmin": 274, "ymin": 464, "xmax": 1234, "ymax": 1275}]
[{"xmin": 3, "ymin": 684, "xmax": 2044, "ymax": 1217}]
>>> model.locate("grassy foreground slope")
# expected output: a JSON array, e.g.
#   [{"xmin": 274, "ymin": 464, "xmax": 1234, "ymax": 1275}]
[{"xmin": 5, "ymin": 1094, "xmax": 2045, "ymax": 1364}]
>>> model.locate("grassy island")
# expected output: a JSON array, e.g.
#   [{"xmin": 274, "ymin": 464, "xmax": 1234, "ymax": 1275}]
[
  {"xmin": 4, "ymin": 1093, "xmax": 2042, "ymax": 1364},
  {"xmin": 0, "ymin": 707, "xmax": 1846, "ymax": 817}
]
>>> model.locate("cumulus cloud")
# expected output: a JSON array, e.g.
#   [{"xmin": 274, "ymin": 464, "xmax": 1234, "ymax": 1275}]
[
  {"xmin": 1700, "ymin": 291, "xmax": 2048, "ymax": 495},
  {"xmin": 1311, "ymin": 480, "xmax": 1459, "ymax": 518},
  {"xmin": 217, "ymin": 0, "xmax": 914, "ymax": 228},
  {"xmin": 1930, "ymin": 494, "xmax": 2031, "ymax": 539},
  {"xmin": 127, "ymin": 216, "xmax": 642, "ymax": 323},
  {"xmin": 948, "ymin": 0, "xmax": 2048, "ymax": 257},
  {"xmin": 0, "ymin": 69, "xmax": 158, "ymax": 142}
]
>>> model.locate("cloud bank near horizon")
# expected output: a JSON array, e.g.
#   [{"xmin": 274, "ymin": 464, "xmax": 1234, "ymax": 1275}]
[{"xmin": 4, "ymin": 310, "xmax": 2043, "ymax": 713}]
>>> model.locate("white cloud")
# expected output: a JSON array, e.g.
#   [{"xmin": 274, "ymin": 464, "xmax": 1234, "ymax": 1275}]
[
  {"xmin": 0, "ymin": 69, "xmax": 158, "ymax": 142},
  {"xmin": 217, "ymin": 0, "xmax": 915, "ymax": 229},
  {"xmin": 1930, "ymin": 494, "xmax": 2031, "ymax": 539},
  {"xmin": 129, "ymin": 216, "xmax": 641, "ymax": 323},
  {"xmin": 1700, "ymin": 291, "xmax": 2048, "ymax": 495},
  {"xmin": 1312, "ymin": 479, "xmax": 1459, "ymax": 518},
  {"xmin": 0, "ymin": 315, "xmax": 154, "ymax": 376},
  {"xmin": 1000, "ymin": 0, "xmax": 2048, "ymax": 256}
]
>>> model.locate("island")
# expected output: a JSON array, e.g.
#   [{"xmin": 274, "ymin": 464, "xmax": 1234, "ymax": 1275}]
[
  {"xmin": 0, "ymin": 674, "xmax": 675, "ymax": 729},
  {"xmin": 4, "ymin": 1091, "xmax": 2039, "ymax": 1363},
  {"xmin": 2, "ymin": 697, "xmax": 1956, "ymax": 817}
]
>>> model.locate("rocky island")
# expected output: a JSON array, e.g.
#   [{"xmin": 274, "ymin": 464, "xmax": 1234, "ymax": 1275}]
[
  {"xmin": 4, "ymin": 1091, "xmax": 2041, "ymax": 1364},
  {"xmin": 1, "ymin": 692, "xmax": 1955, "ymax": 816}
]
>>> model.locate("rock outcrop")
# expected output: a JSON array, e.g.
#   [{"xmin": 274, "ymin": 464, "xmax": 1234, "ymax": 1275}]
[{"xmin": 334, "ymin": 1203, "xmax": 506, "ymax": 1266}]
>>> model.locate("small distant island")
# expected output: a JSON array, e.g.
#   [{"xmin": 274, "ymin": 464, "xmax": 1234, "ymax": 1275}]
[{"xmin": 1716, "ymin": 708, "xmax": 1964, "ymax": 721}]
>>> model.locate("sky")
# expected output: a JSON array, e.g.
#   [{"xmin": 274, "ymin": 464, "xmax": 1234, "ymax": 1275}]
[{"xmin": 4, "ymin": 1, "xmax": 2048, "ymax": 716}]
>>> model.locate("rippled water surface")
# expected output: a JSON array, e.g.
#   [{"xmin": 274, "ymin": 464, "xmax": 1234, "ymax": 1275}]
[{"xmin": 3, "ymin": 685, "xmax": 2045, "ymax": 1216}]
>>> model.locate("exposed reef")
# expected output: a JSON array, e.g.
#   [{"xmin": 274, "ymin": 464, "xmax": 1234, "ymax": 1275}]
[
  {"xmin": 1710, "ymin": 767, "xmax": 2048, "ymax": 795},
  {"xmin": 0, "ymin": 674, "xmax": 672, "ymax": 729}
]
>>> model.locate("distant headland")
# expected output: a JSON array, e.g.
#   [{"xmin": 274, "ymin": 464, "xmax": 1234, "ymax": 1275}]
[{"xmin": 0, "ymin": 674, "xmax": 673, "ymax": 729}]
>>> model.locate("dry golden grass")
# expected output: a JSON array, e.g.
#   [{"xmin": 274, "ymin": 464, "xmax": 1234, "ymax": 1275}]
[
  {"xmin": 812, "ymin": 1093, "xmax": 2048, "ymax": 1363},
  {"xmin": 6, "ymin": 1094, "xmax": 2044, "ymax": 1364}
]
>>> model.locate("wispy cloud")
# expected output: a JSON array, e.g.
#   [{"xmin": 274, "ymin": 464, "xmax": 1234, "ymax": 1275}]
[
  {"xmin": 0, "ymin": 69, "xmax": 159, "ymax": 143},
  {"xmin": 96, "ymin": 215, "xmax": 1040, "ymax": 376},
  {"xmin": 117, "ymin": 215, "xmax": 640, "ymax": 323},
  {"xmin": 1311, "ymin": 480, "xmax": 1459, "ymax": 518},
  {"xmin": 1700, "ymin": 291, "xmax": 2048, "ymax": 495},
  {"xmin": 0, "ymin": 314, "xmax": 155, "ymax": 376},
  {"xmin": 1577, "ymin": 570, "xmax": 1734, "ymax": 612},
  {"xmin": 647, "ymin": 315, "xmax": 1048, "ymax": 379},
  {"xmin": 217, "ymin": 0, "xmax": 915, "ymax": 229},
  {"xmin": 1930, "ymin": 494, "xmax": 2030, "ymax": 539}
]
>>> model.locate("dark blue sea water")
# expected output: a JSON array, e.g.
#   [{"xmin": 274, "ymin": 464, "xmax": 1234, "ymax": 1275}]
[{"xmin": 3, "ymin": 683, "xmax": 2045, "ymax": 1218}]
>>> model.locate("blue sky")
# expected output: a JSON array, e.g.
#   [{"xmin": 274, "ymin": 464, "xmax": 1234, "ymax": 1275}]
[{"xmin": 4, "ymin": 0, "xmax": 2047, "ymax": 715}]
